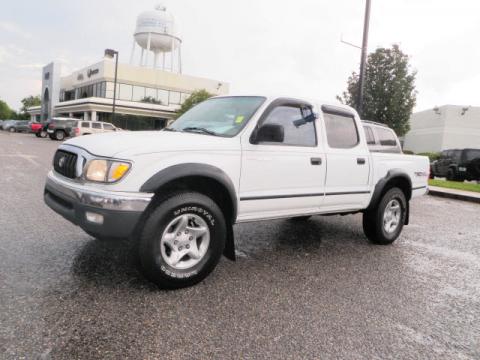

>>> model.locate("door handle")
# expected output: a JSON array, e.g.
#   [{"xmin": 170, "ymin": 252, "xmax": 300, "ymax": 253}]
[
  {"xmin": 357, "ymin": 157, "xmax": 366, "ymax": 165},
  {"xmin": 311, "ymin": 157, "xmax": 322, "ymax": 165}
]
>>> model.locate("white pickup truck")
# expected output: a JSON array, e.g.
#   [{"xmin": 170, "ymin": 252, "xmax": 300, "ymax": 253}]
[{"xmin": 44, "ymin": 95, "xmax": 429, "ymax": 289}]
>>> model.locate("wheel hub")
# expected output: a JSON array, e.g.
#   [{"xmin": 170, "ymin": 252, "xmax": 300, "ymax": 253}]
[
  {"xmin": 383, "ymin": 199, "xmax": 401, "ymax": 234},
  {"xmin": 160, "ymin": 214, "xmax": 210, "ymax": 270}
]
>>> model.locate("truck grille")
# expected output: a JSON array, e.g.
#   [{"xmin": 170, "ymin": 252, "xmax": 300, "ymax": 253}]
[{"xmin": 53, "ymin": 150, "xmax": 78, "ymax": 179}]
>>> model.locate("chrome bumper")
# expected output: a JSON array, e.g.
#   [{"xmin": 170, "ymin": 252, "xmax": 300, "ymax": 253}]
[{"xmin": 46, "ymin": 171, "xmax": 153, "ymax": 212}]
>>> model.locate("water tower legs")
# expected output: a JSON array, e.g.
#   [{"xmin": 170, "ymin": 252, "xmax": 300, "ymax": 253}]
[
  {"xmin": 129, "ymin": 39, "xmax": 136, "ymax": 65},
  {"xmin": 140, "ymin": 48, "xmax": 144, "ymax": 66},
  {"xmin": 144, "ymin": 33, "xmax": 152, "ymax": 67}
]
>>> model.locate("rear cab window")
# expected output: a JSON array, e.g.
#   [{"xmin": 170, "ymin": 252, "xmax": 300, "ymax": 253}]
[
  {"xmin": 81, "ymin": 122, "xmax": 90, "ymax": 128},
  {"xmin": 92, "ymin": 122, "xmax": 102, "ymax": 129},
  {"xmin": 373, "ymin": 126, "xmax": 401, "ymax": 153},
  {"xmin": 322, "ymin": 106, "xmax": 359, "ymax": 149}
]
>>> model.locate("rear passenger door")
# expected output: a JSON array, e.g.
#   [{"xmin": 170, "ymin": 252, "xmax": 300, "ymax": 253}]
[{"xmin": 321, "ymin": 106, "xmax": 371, "ymax": 211}]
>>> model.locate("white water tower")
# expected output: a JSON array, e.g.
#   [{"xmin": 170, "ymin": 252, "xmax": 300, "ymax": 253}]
[{"xmin": 130, "ymin": 4, "xmax": 182, "ymax": 73}]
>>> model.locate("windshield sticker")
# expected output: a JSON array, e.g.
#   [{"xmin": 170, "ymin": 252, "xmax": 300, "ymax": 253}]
[{"xmin": 235, "ymin": 115, "xmax": 245, "ymax": 124}]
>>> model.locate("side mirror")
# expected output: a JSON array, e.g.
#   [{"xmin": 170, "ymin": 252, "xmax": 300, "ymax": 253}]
[{"xmin": 254, "ymin": 124, "xmax": 284, "ymax": 143}]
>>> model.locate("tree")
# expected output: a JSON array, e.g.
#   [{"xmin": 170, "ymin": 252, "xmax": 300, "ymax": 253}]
[
  {"xmin": 20, "ymin": 95, "xmax": 41, "ymax": 114},
  {"xmin": 141, "ymin": 96, "xmax": 162, "ymax": 105},
  {"xmin": 0, "ymin": 100, "xmax": 14, "ymax": 120},
  {"xmin": 337, "ymin": 45, "xmax": 417, "ymax": 136},
  {"xmin": 175, "ymin": 89, "xmax": 213, "ymax": 118}
]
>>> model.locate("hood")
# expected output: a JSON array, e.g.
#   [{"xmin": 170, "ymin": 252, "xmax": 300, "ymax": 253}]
[{"xmin": 64, "ymin": 131, "xmax": 240, "ymax": 158}]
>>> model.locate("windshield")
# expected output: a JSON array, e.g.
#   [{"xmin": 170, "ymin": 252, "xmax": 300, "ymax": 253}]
[{"xmin": 168, "ymin": 96, "xmax": 266, "ymax": 137}]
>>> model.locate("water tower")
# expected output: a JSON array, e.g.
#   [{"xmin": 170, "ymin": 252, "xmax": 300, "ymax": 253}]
[{"xmin": 129, "ymin": 4, "xmax": 182, "ymax": 73}]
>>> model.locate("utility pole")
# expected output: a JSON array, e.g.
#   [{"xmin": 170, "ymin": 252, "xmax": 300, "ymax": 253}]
[
  {"xmin": 105, "ymin": 49, "xmax": 119, "ymax": 124},
  {"xmin": 357, "ymin": 0, "xmax": 371, "ymax": 116}
]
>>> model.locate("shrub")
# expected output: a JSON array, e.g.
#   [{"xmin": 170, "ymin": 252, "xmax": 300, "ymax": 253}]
[{"xmin": 417, "ymin": 152, "xmax": 441, "ymax": 162}]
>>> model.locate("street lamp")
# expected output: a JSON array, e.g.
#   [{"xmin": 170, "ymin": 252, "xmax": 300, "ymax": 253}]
[{"xmin": 105, "ymin": 49, "xmax": 119, "ymax": 123}]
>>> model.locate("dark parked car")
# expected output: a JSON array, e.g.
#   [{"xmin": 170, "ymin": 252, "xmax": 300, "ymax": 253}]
[
  {"xmin": 47, "ymin": 118, "xmax": 78, "ymax": 140},
  {"xmin": 4, "ymin": 120, "xmax": 30, "ymax": 133},
  {"xmin": 431, "ymin": 148, "xmax": 480, "ymax": 181}
]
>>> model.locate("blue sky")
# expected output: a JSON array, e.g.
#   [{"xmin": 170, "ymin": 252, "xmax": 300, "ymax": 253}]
[{"xmin": 1, "ymin": 0, "xmax": 479, "ymax": 111}]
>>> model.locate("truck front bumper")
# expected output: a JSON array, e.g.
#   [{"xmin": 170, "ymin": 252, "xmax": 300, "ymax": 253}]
[{"xmin": 44, "ymin": 171, "xmax": 153, "ymax": 238}]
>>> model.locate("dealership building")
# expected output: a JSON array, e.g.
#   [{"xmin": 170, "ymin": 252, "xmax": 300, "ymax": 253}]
[
  {"xmin": 403, "ymin": 105, "xmax": 480, "ymax": 153},
  {"xmin": 28, "ymin": 5, "xmax": 228, "ymax": 130}
]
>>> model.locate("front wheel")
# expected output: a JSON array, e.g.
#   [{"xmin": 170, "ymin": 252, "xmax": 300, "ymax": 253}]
[
  {"xmin": 363, "ymin": 187, "xmax": 407, "ymax": 245},
  {"xmin": 139, "ymin": 192, "xmax": 226, "ymax": 289},
  {"xmin": 39, "ymin": 130, "xmax": 47, "ymax": 138},
  {"xmin": 9, "ymin": 127, "xmax": 16, "ymax": 133}
]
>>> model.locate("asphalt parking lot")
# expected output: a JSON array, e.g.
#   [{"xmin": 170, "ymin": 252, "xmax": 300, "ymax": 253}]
[{"xmin": 1, "ymin": 131, "xmax": 479, "ymax": 360}]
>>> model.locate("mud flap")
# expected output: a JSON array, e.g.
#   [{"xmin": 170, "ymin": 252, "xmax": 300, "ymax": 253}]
[
  {"xmin": 223, "ymin": 223, "xmax": 236, "ymax": 261},
  {"xmin": 404, "ymin": 201, "xmax": 410, "ymax": 225}
]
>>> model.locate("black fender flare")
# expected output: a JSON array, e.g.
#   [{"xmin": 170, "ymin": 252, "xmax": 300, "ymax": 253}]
[
  {"xmin": 367, "ymin": 169, "xmax": 412, "ymax": 225},
  {"xmin": 140, "ymin": 163, "xmax": 238, "ymax": 261}
]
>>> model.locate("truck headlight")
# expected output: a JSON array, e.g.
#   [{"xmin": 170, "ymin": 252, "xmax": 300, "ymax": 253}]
[{"xmin": 85, "ymin": 159, "xmax": 131, "ymax": 183}]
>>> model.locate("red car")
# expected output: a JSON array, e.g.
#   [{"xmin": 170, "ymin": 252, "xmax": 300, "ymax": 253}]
[{"xmin": 30, "ymin": 122, "xmax": 48, "ymax": 138}]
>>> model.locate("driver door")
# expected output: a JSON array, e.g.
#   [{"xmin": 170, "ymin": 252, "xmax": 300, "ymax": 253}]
[{"xmin": 238, "ymin": 99, "xmax": 326, "ymax": 221}]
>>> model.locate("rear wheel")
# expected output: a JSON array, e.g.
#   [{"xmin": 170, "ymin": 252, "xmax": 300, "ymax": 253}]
[
  {"xmin": 139, "ymin": 192, "xmax": 226, "ymax": 289},
  {"xmin": 55, "ymin": 130, "xmax": 65, "ymax": 141},
  {"xmin": 35, "ymin": 132, "xmax": 41, "ymax": 138},
  {"xmin": 39, "ymin": 130, "xmax": 47, "ymax": 138},
  {"xmin": 363, "ymin": 187, "xmax": 406, "ymax": 245},
  {"xmin": 9, "ymin": 127, "xmax": 16, "ymax": 133}
]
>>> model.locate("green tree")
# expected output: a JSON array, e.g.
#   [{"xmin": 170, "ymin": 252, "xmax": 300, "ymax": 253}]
[
  {"xmin": 20, "ymin": 95, "xmax": 41, "ymax": 113},
  {"xmin": 175, "ymin": 89, "xmax": 213, "ymax": 118},
  {"xmin": 337, "ymin": 45, "xmax": 417, "ymax": 136},
  {"xmin": 0, "ymin": 100, "xmax": 14, "ymax": 120}
]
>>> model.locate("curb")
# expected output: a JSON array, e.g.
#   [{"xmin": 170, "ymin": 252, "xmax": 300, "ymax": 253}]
[{"xmin": 428, "ymin": 188, "xmax": 480, "ymax": 204}]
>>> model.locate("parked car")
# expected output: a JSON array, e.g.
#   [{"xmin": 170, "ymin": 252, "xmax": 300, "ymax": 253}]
[
  {"xmin": 431, "ymin": 148, "xmax": 480, "ymax": 181},
  {"xmin": 1, "ymin": 120, "xmax": 18, "ymax": 132},
  {"xmin": 44, "ymin": 95, "xmax": 429, "ymax": 289},
  {"xmin": 362, "ymin": 120, "xmax": 402, "ymax": 153},
  {"xmin": 72, "ymin": 121, "xmax": 121, "ymax": 136},
  {"xmin": 0, "ymin": 120, "xmax": 3, "ymax": 129},
  {"xmin": 47, "ymin": 118, "xmax": 78, "ymax": 140},
  {"xmin": 5, "ymin": 120, "xmax": 30, "ymax": 133},
  {"xmin": 30, "ymin": 122, "xmax": 44, "ymax": 137}
]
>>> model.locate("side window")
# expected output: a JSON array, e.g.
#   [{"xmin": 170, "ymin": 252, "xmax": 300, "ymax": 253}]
[
  {"xmin": 103, "ymin": 123, "xmax": 114, "ymax": 130},
  {"xmin": 92, "ymin": 122, "xmax": 102, "ymax": 129},
  {"xmin": 261, "ymin": 105, "xmax": 316, "ymax": 146},
  {"xmin": 363, "ymin": 126, "xmax": 376, "ymax": 145},
  {"xmin": 81, "ymin": 122, "xmax": 90, "ymax": 128},
  {"xmin": 376, "ymin": 127, "xmax": 398, "ymax": 146},
  {"xmin": 323, "ymin": 112, "xmax": 359, "ymax": 148}
]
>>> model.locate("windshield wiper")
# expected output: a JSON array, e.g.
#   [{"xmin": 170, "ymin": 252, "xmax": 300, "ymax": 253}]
[
  {"xmin": 163, "ymin": 128, "xmax": 177, "ymax": 132},
  {"xmin": 181, "ymin": 127, "xmax": 218, "ymax": 136}
]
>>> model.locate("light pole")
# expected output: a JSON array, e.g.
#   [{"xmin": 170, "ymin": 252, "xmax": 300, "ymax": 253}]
[
  {"xmin": 105, "ymin": 49, "xmax": 119, "ymax": 123},
  {"xmin": 340, "ymin": 0, "xmax": 371, "ymax": 116},
  {"xmin": 358, "ymin": 0, "xmax": 371, "ymax": 116}
]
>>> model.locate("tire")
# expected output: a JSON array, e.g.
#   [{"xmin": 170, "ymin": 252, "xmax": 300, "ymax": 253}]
[
  {"xmin": 35, "ymin": 132, "xmax": 41, "ymax": 138},
  {"xmin": 446, "ymin": 168, "xmax": 456, "ymax": 181},
  {"xmin": 139, "ymin": 192, "xmax": 226, "ymax": 289},
  {"xmin": 40, "ymin": 130, "xmax": 47, "ymax": 138},
  {"xmin": 55, "ymin": 130, "xmax": 65, "ymax": 141},
  {"xmin": 9, "ymin": 127, "xmax": 16, "ymax": 133},
  {"xmin": 290, "ymin": 215, "xmax": 312, "ymax": 221},
  {"xmin": 363, "ymin": 187, "xmax": 407, "ymax": 245}
]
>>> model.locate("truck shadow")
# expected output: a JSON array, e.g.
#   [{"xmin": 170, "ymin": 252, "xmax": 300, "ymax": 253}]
[
  {"xmin": 70, "ymin": 236, "xmax": 157, "ymax": 290},
  {"xmin": 71, "ymin": 215, "xmax": 367, "ymax": 287}
]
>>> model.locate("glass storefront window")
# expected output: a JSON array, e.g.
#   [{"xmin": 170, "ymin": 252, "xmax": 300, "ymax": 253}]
[
  {"xmin": 145, "ymin": 87, "xmax": 156, "ymax": 101},
  {"xmin": 157, "ymin": 89, "xmax": 169, "ymax": 105},
  {"xmin": 132, "ymin": 86, "xmax": 145, "ymax": 101},
  {"xmin": 119, "ymin": 84, "xmax": 132, "ymax": 101},
  {"xmin": 169, "ymin": 91, "xmax": 181, "ymax": 105}
]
